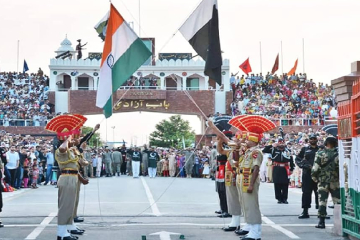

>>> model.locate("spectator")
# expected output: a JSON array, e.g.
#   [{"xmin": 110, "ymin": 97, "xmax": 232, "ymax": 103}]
[{"xmin": 6, "ymin": 145, "xmax": 19, "ymax": 188}]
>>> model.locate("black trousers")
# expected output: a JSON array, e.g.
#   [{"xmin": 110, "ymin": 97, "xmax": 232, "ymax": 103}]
[
  {"xmin": 216, "ymin": 181, "xmax": 228, "ymax": 213},
  {"xmin": 8, "ymin": 168, "xmax": 17, "ymax": 187},
  {"xmin": 0, "ymin": 171, "xmax": 3, "ymax": 212},
  {"xmin": 120, "ymin": 162, "xmax": 127, "ymax": 174},
  {"xmin": 274, "ymin": 182, "xmax": 289, "ymax": 202},
  {"xmin": 302, "ymin": 173, "xmax": 319, "ymax": 208}
]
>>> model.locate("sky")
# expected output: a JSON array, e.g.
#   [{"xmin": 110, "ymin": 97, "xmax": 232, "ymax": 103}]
[{"xmin": 1, "ymin": 0, "xmax": 360, "ymax": 144}]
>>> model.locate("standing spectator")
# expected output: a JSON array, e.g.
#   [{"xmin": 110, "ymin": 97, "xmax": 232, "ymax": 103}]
[
  {"xmin": 31, "ymin": 161, "xmax": 39, "ymax": 189},
  {"xmin": 112, "ymin": 148, "xmax": 122, "ymax": 177},
  {"xmin": 23, "ymin": 158, "xmax": 30, "ymax": 188},
  {"xmin": 91, "ymin": 154, "xmax": 97, "ymax": 178},
  {"xmin": 15, "ymin": 147, "xmax": 28, "ymax": 189},
  {"xmin": 167, "ymin": 149, "xmax": 176, "ymax": 177},
  {"xmin": 6, "ymin": 145, "xmax": 19, "ymax": 188},
  {"xmin": 37, "ymin": 162, "xmax": 44, "ymax": 185},
  {"xmin": 43, "ymin": 148, "xmax": 54, "ymax": 185}
]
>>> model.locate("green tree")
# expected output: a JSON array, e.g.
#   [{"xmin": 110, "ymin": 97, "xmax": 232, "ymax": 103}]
[
  {"xmin": 82, "ymin": 126, "xmax": 102, "ymax": 147},
  {"xmin": 149, "ymin": 115, "xmax": 195, "ymax": 148}
]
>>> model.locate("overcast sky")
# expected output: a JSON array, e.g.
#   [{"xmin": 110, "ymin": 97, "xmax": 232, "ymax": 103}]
[{"xmin": 1, "ymin": 0, "xmax": 359, "ymax": 145}]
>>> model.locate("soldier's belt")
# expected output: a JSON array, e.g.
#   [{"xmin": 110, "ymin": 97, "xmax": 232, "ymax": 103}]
[
  {"xmin": 61, "ymin": 170, "xmax": 78, "ymax": 175},
  {"xmin": 238, "ymin": 169, "xmax": 254, "ymax": 174},
  {"xmin": 273, "ymin": 162, "xmax": 288, "ymax": 167}
]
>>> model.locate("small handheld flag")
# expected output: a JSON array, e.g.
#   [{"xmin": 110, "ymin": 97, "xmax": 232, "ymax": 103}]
[{"xmin": 23, "ymin": 60, "xmax": 29, "ymax": 73}]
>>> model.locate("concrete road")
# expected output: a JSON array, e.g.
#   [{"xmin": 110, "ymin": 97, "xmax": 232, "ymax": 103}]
[{"xmin": 0, "ymin": 176, "xmax": 344, "ymax": 240}]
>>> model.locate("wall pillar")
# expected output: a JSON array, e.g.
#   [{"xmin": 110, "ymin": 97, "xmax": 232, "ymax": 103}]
[
  {"xmin": 71, "ymin": 76, "xmax": 76, "ymax": 90},
  {"xmin": 160, "ymin": 76, "xmax": 165, "ymax": 90},
  {"xmin": 204, "ymin": 76, "xmax": 209, "ymax": 90},
  {"xmin": 182, "ymin": 76, "xmax": 187, "ymax": 90}
]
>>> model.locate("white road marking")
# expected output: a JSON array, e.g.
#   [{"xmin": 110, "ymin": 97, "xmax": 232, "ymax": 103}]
[
  {"xmin": 24, "ymin": 212, "xmax": 57, "ymax": 240},
  {"xmin": 4, "ymin": 223, "xmax": 334, "ymax": 228},
  {"xmin": 150, "ymin": 231, "xmax": 180, "ymax": 240},
  {"xmin": 140, "ymin": 176, "xmax": 161, "ymax": 216},
  {"xmin": 262, "ymin": 215, "xmax": 300, "ymax": 239}
]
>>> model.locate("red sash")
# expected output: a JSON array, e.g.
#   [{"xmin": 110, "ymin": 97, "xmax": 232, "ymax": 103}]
[{"xmin": 216, "ymin": 165, "xmax": 225, "ymax": 182}]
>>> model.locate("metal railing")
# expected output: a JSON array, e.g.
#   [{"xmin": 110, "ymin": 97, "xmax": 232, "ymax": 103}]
[
  {"xmin": 259, "ymin": 116, "xmax": 335, "ymax": 126},
  {"xmin": 0, "ymin": 119, "xmax": 49, "ymax": 127}
]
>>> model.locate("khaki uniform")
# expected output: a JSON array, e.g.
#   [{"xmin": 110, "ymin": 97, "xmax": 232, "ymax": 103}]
[
  {"xmin": 238, "ymin": 147, "xmax": 262, "ymax": 224},
  {"xmin": 225, "ymin": 152, "xmax": 241, "ymax": 216},
  {"xmin": 112, "ymin": 151, "xmax": 122, "ymax": 174},
  {"xmin": 55, "ymin": 148, "xmax": 79, "ymax": 225}
]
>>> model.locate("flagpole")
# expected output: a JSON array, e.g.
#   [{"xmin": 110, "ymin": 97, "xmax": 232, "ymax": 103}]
[
  {"xmin": 302, "ymin": 38, "xmax": 305, "ymax": 73},
  {"xmin": 138, "ymin": 0, "xmax": 141, "ymax": 37},
  {"xmin": 17, "ymin": 40, "xmax": 20, "ymax": 73},
  {"xmin": 259, "ymin": 41, "xmax": 262, "ymax": 73},
  {"xmin": 280, "ymin": 41, "xmax": 283, "ymax": 74}
]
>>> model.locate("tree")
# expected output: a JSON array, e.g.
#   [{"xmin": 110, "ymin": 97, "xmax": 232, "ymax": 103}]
[
  {"xmin": 149, "ymin": 115, "xmax": 195, "ymax": 148},
  {"xmin": 81, "ymin": 126, "xmax": 102, "ymax": 147}
]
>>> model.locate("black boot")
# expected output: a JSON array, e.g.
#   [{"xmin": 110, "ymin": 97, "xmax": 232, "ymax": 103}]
[
  {"xmin": 298, "ymin": 208, "xmax": 310, "ymax": 219},
  {"xmin": 315, "ymin": 217, "xmax": 325, "ymax": 229}
]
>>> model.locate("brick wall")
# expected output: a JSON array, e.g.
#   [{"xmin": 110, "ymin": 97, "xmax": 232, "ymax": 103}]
[
  {"xmin": 68, "ymin": 90, "xmax": 215, "ymax": 116},
  {"xmin": 0, "ymin": 126, "xmax": 53, "ymax": 135}
]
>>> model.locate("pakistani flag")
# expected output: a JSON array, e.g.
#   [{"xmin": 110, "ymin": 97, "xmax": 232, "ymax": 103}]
[
  {"xmin": 96, "ymin": 4, "xmax": 152, "ymax": 118},
  {"xmin": 94, "ymin": 11, "xmax": 109, "ymax": 41},
  {"xmin": 179, "ymin": 0, "xmax": 222, "ymax": 85}
]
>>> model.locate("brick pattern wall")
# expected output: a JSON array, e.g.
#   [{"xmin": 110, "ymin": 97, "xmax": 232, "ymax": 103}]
[
  {"xmin": 68, "ymin": 90, "xmax": 215, "ymax": 116},
  {"xmin": 0, "ymin": 127, "xmax": 53, "ymax": 135}
]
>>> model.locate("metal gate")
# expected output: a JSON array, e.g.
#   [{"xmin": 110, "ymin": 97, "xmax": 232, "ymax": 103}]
[{"xmin": 338, "ymin": 82, "xmax": 360, "ymax": 239}]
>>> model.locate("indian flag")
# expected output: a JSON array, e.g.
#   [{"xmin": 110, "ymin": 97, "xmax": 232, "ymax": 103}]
[{"xmin": 96, "ymin": 4, "xmax": 152, "ymax": 118}]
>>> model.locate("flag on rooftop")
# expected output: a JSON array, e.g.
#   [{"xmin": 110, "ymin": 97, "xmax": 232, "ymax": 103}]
[
  {"xmin": 94, "ymin": 11, "xmax": 109, "ymax": 41},
  {"xmin": 96, "ymin": 4, "xmax": 152, "ymax": 119},
  {"xmin": 179, "ymin": 0, "xmax": 222, "ymax": 85},
  {"xmin": 23, "ymin": 60, "xmax": 29, "ymax": 73},
  {"xmin": 288, "ymin": 59, "xmax": 298, "ymax": 75}
]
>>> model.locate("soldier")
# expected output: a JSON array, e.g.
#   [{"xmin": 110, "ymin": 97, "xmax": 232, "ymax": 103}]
[
  {"xmin": 263, "ymin": 138, "xmax": 295, "ymax": 204},
  {"xmin": 184, "ymin": 148, "xmax": 195, "ymax": 178},
  {"xmin": 311, "ymin": 136, "xmax": 340, "ymax": 229},
  {"xmin": 102, "ymin": 146, "xmax": 113, "ymax": 177},
  {"xmin": 55, "ymin": 135, "xmax": 84, "ymax": 240},
  {"xmin": 295, "ymin": 133, "xmax": 319, "ymax": 219},
  {"xmin": 238, "ymin": 132, "xmax": 263, "ymax": 240},
  {"xmin": 209, "ymin": 145, "xmax": 218, "ymax": 180},
  {"xmin": 112, "ymin": 148, "xmax": 122, "ymax": 176},
  {"xmin": 142, "ymin": 145, "xmax": 149, "ymax": 176},
  {"xmin": 83, "ymin": 147, "xmax": 92, "ymax": 178}
]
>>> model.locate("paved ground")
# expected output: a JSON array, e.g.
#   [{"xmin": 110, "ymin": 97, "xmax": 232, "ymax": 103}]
[{"xmin": 0, "ymin": 176, "xmax": 345, "ymax": 240}]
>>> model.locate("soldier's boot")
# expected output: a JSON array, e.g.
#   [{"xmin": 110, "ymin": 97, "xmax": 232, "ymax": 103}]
[
  {"xmin": 298, "ymin": 208, "xmax": 310, "ymax": 219},
  {"xmin": 117, "ymin": 172, "xmax": 120, "ymax": 176},
  {"xmin": 315, "ymin": 217, "xmax": 325, "ymax": 229}
]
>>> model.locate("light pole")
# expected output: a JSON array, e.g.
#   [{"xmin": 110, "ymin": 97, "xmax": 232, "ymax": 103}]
[
  {"xmin": 96, "ymin": 137, "xmax": 100, "ymax": 148},
  {"xmin": 111, "ymin": 126, "xmax": 115, "ymax": 143}
]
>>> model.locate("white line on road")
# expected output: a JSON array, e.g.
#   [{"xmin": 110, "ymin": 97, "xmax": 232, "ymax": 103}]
[
  {"xmin": 262, "ymin": 216, "xmax": 300, "ymax": 239},
  {"xmin": 4, "ymin": 223, "xmax": 334, "ymax": 228},
  {"xmin": 141, "ymin": 176, "xmax": 161, "ymax": 216},
  {"xmin": 24, "ymin": 212, "xmax": 57, "ymax": 240}
]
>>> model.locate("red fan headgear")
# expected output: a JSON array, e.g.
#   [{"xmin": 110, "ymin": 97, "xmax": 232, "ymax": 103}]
[
  {"xmin": 229, "ymin": 115, "xmax": 276, "ymax": 143},
  {"xmin": 46, "ymin": 114, "xmax": 87, "ymax": 140}
]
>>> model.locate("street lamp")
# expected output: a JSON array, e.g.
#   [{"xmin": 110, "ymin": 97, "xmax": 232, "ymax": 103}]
[
  {"xmin": 96, "ymin": 137, "xmax": 100, "ymax": 147},
  {"xmin": 111, "ymin": 126, "xmax": 115, "ymax": 142}
]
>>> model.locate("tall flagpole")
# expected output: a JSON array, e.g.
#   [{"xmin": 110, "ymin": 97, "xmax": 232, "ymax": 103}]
[
  {"xmin": 280, "ymin": 41, "xmax": 283, "ymax": 74},
  {"xmin": 259, "ymin": 41, "xmax": 262, "ymax": 73},
  {"xmin": 17, "ymin": 40, "xmax": 20, "ymax": 73},
  {"xmin": 302, "ymin": 38, "xmax": 305, "ymax": 73},
  {"xmin": 139, "ymin": 0, "xmax": 141, "ymax": 37}
]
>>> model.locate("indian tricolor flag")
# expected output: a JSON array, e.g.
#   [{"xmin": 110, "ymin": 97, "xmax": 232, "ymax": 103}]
[{"xmin": 96, "ymin": 4, "xmax": 152, "ymax": 118}]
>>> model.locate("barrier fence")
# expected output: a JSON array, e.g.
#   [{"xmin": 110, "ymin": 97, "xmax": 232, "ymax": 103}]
[{"xmin": 337, "ymin": 80, "xmax": 360, "ymax": 239}]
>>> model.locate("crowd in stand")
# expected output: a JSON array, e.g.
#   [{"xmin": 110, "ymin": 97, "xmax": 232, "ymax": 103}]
[
  {"xmin": 229, "ymin": 72, "xmax": 337, "ymax": 126},
  {"xmin": 0, "ymin": 69, "xmax": 55, "ymax": 127},
  {"xmin": 0, "ymin": 126, "xmax": 331, "ymax": 193}
]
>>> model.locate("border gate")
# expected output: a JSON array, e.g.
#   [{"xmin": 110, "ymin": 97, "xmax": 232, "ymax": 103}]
[{"xmin": 338, "ymin": 80, "xmax": 360, "ymax": 239}]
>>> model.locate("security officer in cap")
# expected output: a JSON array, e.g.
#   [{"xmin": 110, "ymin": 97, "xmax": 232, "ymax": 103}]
[
  {"xmin": 311, "ymin": 136, "xmax": 340, "ymax": 229},
  {"xmin": 295, "ymin": 133, "xmax": 319, "ymax": 218},
  {"xmin": 263, "ymin": 137, "xmax": 295, "ymax": 204}
]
